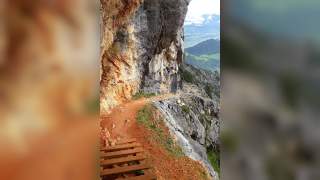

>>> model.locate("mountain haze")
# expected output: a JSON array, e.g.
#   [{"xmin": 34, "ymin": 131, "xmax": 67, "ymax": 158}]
[
  {"xmin": 184, "ymin": 14, "xmax": 220, "ymax": 48},
  {"xmin": 186, "ymin": 39, "xmax": 220, "ymax": 55}
]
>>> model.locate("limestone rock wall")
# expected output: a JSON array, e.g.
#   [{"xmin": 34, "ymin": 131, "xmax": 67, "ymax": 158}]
[
  {"xmin": 100, "ymin": 0, "xmax": 143, "ymax": 113},
  {"xmin": 100, "ymin": 0, "xmax": 190, "ymax": 113}
]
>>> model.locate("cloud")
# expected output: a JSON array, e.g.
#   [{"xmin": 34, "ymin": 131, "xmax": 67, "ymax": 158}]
[{"xmin": 185, "ymin": 0, "xmax": 220, "ymax": 25}]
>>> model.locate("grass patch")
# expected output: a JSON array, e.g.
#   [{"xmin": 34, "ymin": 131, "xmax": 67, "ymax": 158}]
[
  {"xmin": 180, "ymin": 69, "xmax": 194, "ymax": 83},
  {"xmin": 207, "ymin": 148, "xmax": 220, "ymax": 177},
  {"xmin": 181, "ymin": 105, "xmax": 190, "ymax": 114},
  {"xmin": 132, "ymin": 91, "xmax": 156, "ymax": 100},
  {"xmin": 136, "ymin": 105, "xmax": 153, "ymax": 126},
  {"xmin": 204, "ymin": 84, "xmax": 214, "ymax": 99},
  {"xmin": 137, "ymin": 105, "xmax": 184, "ymax": 157}
]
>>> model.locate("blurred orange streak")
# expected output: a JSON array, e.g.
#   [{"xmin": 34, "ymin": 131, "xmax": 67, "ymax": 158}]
[{"xmin": 0, "ymin": 0, "xmax": 100, "ymax": 179}]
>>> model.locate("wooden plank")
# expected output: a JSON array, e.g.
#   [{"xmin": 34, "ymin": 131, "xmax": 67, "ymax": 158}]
[
  {"xmin": 116, "ymin": 138, "xmax": 137, "ymax": 145},
  {"xmin": 101, "ymin": 155, "xmax": 146, "ymax": 166},
  {"xmin": 101, "ymin": 163, "xmax": 151, "ymax": 176},
  {"xmin": 101, "ymin": 148, "xmax": 143, "ymax": 159},
  {"xmin": 101, "ymin": 142, "xmax": 141, "ymax": 152}
]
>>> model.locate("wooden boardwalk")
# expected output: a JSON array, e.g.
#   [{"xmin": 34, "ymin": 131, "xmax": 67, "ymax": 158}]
[{"xmin": 100, "ymin": 138, "xmax": 156, "ymax": 180}]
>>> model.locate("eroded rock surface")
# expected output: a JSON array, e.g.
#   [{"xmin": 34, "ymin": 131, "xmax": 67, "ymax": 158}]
[
  {"xmin": 100, "ymin": 0, "xmax": 190, "ymax": 112},
  {"xmin": 154, "ymin": 65, "xmax": 220, "ymax": 179}
]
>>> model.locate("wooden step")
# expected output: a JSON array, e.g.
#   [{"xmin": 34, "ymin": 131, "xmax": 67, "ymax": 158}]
[
  {"xmin": 101, "ymin": 148, "xmax": 143, "ymax": 159},
  {"xmin": 101, "ymin": 163, "xmax": 151, "ymax": 176},
  {"xmin": 116, "ymin": 138, "xmax": 137, "ymax": 145},
  {"xmin": 101, "ymin": 155, "xmax": 146, "ymax": 166},
  {"xmin": 101, "ymin": 142, "xmax": 141, "ymax": 152}
]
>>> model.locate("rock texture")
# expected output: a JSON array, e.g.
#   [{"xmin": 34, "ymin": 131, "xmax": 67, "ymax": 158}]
[
  {"xmin": 181, "ymin": 63, "xmax": 220, "ymax": 101},
  {"xmin": 100, "ymin": 0, "xmax": 190, "ymax": 113},
  {"xmin": 154, "ymin": 65, "xmax": 220, "ymax": 179},
  {"xmin": 100, "ymin": 0, "xmax": 143, "ymax": 113}
]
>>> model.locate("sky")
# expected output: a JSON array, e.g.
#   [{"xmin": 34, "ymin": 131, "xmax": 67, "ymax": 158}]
[{"xmin": 185, "ymin": 0, "xmax": 220, "ymax": 25}]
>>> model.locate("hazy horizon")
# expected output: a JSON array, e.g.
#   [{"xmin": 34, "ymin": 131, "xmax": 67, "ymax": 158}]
[{"xmin": 185, "ymin": 0, "xmax": 220, "ymax": 25}]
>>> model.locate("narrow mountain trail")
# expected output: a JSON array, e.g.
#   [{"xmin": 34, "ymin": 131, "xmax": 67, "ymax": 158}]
[
  {"xmin": 100, "ymin": 94, "xmax": 211, "ymax": 180},
  {"xmin": 100, "ymin": 94, "xmax": 175, "ymax": 140}
]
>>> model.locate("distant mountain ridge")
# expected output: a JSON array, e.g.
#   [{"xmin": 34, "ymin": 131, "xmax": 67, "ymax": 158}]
[
  {"xmin": 184, "ymin": 39, "xmax": 220, "ymax": 72},
  {"xmin": 185, "ymin": 39, "xmax": 220, "ymax": 56}
]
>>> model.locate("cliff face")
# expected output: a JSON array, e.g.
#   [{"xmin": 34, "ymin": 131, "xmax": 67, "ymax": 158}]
[
  {"xmin": 154, "ymin": 64, "xmax": 220, "ymax": 179},
  {"xmin": 100, "ymin": 0, "xmax": 189, "ymax": 113},
  {"xmin": 100, "ymin": 0, "xmax": 142, "ymax": 112}
]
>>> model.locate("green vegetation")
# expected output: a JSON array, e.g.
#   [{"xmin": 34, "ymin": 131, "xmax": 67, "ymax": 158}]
[
  {"xmin": 185, "ymin": 53, "xmax": 220, "ymax": 72},
  {"xmin": 162, "ymin": 138, "xmax": 184, "ymax": 157},
  {"xmin": 207, "ymin": 148, "xmax": 220, "ymax": 177},
  {"xmin": 185, "ymin": 39, "xmax": 220, "ymax": 65},
  {"xmin": 204, "ymin": 84, "xmax": 214, "ymax": 99},
  {"xmin": 137, "ymin": 105, "xmax": 153, "ymax": 126},
  {"xmin": 137, "ymin": 105, "xmax": 184, "ymax": 157},
  {"xmin": 132, "ymin": 91, "xmax": 156, "ymax": 100},
  {"xmin": 186, "ymin": 53, "xmax": 220, "ymax": 62},
  {"xmin": 181, "ymin": 105, "xmax": 190, "ymax": 113},
  {"xmin": 181, "ymin": 68, "xmax": 194, "ymax": 83}
]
